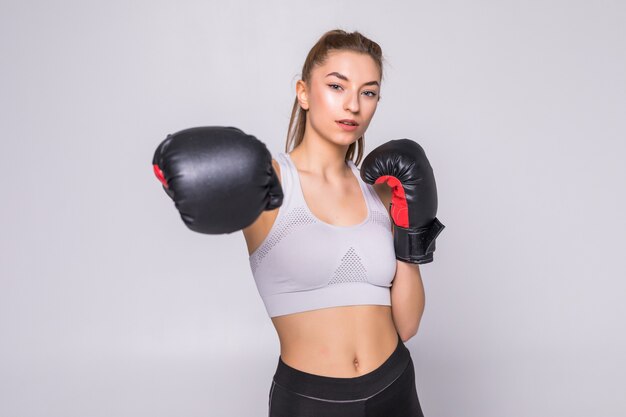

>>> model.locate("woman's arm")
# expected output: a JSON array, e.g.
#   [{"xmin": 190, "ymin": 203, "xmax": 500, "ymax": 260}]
[
  {"xmin": 373, "ymin": 183, "xmax": 425, "ymax": 342},
  {"xmin": 390, "ymin": 261, "xmax": 425, "ymax": 342}
]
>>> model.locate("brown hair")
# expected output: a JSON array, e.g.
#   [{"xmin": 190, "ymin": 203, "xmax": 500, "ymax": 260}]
[{"xmin": 285, "ymin": 29, "xmax": 385, "ymax": 166}]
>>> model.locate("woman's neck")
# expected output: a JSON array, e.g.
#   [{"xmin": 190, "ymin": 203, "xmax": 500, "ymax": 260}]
[{"xmin": 289, "ymin": 139, "xmax": 351, "ymax": 180}]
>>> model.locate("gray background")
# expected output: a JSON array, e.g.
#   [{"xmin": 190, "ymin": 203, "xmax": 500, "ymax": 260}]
[{"xmin": 1, "ymin": 1, "xmax": 625, "ymax": 416}]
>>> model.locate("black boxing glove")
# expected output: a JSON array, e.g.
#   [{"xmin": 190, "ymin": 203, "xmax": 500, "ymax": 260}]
[
  {"xmin": 361, "ymin": 139, "xmax": 444, "ymax": 264},
  {"xmin": 152, "ymin": 126, "xmax": 283, "ymax": 234}
]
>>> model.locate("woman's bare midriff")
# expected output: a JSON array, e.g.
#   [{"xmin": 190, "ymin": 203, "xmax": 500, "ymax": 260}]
[{"xmin": 271, "ymin": 304, "xmax": 400, "ymax": 378}]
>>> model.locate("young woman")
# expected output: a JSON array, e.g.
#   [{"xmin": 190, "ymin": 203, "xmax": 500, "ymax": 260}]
[
  {"xmin": 153, "ymin": 28, "xmax": 442, "ymax": 417},
  {"xmin": 243, "ymin": 29, "xmax": 427, "ymax": 417}
]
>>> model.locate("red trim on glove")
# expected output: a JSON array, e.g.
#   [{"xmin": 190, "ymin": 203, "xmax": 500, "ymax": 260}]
[
  {"xmin": 374, "ymin": 175, "xmax": 408, "ymax": 228},
  {"xmin": 153, "ymin": 164, "xmax": 169, "ymax": 188}
]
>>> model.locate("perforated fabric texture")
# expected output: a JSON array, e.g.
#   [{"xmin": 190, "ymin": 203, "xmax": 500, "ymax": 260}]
[
  {"xmin": 328, "ymin": 247, "xmax": 368, "ymax": 285},
  {"xmin": 249, "ymin": 206, "xmax": 316, "ymax": 275},
  {"xmin": 371, "ymin": 209, "xmax": 392, "ymax": 230}
]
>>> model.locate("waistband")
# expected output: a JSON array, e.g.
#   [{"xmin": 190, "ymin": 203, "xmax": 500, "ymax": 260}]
[{"xmin": 272, "ymin": 332, "xmax": 411, "ymax": 401}]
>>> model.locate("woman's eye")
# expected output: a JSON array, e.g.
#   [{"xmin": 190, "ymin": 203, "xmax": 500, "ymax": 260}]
[{"xmin": 327, "ymin": 84, "xmax": 377, "ymax": 97}]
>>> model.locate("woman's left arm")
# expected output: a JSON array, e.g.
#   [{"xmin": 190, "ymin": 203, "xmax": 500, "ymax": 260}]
[
  {"xmin": 373, "ymin": 182, "xmax": 425, "ymax": 343},
  {"xmin": 390, "ymin": 261, "xmax": 425, "ymax": 342}
]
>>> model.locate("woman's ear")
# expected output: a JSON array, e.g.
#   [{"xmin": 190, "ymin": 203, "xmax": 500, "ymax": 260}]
[{"xmin": 296, "ymin": 79, "xmax": 309, "ymax": 111}]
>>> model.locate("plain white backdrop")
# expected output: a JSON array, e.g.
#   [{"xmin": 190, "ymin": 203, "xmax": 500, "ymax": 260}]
[{"xmin": 1, "ymin": 1, "xmax": 624, "ymax": 416}]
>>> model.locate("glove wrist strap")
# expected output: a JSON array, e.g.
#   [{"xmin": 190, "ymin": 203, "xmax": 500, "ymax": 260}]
[{"xmin": 393, "ymin": 218, "xmax": 445, "ymax": 264}]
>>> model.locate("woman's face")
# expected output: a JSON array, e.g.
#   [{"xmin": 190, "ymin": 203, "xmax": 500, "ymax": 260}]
[{"xmin": 298, "ymin": 50, "xmax": 381, "ymax": 146}]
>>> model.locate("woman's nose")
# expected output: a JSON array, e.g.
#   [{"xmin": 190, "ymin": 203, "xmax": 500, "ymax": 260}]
[{"xmin": 344, "ymin": 91, "xmax": 360, "ymax": 113}]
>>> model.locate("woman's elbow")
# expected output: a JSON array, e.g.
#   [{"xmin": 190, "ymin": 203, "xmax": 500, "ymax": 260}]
[
  {"xmin": 400, "ymin": 327, "xmax": 418, "ymax": 343},
  {"xmin": 400, "ymin": 312, "xmax": 424, "ymax": 342}
]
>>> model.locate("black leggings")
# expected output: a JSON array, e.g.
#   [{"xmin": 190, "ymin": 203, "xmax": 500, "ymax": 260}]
[{"xmin": 268, "ymin": 332, "xmax": 424, "ymax": 417}]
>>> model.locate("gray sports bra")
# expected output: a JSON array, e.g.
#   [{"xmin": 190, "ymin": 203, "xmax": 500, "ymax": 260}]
[{"xmin": 248, "ymin": 152, "xmax": 397, "ymax": 318}]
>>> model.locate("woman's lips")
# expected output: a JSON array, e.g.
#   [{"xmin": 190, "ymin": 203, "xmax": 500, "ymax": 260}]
[{"xmin": 336, "ymin": 121, "xmax": 358, "ymax": 132}]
